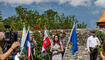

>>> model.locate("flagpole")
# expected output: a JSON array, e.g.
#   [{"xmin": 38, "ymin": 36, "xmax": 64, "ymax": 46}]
[
  {"xmin": 44, "ymin": 26, "xmax": 51, "ymax": 39},
  {"xmin": 31, "ymin": 52, "xmax": 33, "ymax": 60},
  {"xmin": 63, "ymin": 22, "xmax": 76, "ymax": 60},
  {"xmin": 20, "ymin": 47, "xmax": 23, "ymax": 55},
  {"xmin": 28, "ymin": 26, "xmax": 30, "ymax": 31},
  {"xmin": 67, "ymin": 22, "xmax": 75, "ymax": 47}
]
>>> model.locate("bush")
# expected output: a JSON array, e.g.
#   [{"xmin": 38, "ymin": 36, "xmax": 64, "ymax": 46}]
[{"xmin": 33, "ymin": 31, "xmax": 50, "ymax": 60}]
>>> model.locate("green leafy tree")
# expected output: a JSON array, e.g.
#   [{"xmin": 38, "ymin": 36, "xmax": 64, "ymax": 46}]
[
  {"xmin": 3, "ymin": 6, "xmax": 87, "ymax": 30},
  {"xmin": 0, "ymin": 11, "xmax": 4, "ymax": 31},
  {"xmin": 1, "ymin": 6, "xmax": 88, "ymax": 60},
  {"xmin": 77, "ymin": 22, "xmax": 87, "ymax": 28}
]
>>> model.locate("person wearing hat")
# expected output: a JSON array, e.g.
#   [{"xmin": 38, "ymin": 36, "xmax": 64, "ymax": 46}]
[{"xmin": 87, "ymin": 30, "xmax": 100, "ymax": 60}]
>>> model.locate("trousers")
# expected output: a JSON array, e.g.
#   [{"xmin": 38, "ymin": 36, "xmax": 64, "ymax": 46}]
[{"xmin": 90, "ymin": 47, "xmax": 98, "ymax": 60}]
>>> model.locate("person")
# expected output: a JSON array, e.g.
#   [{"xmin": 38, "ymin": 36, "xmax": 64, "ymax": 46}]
[
  {"xmin": 50, "ymin": 35, "xmax": 64, "ymax": 60},
  {"xmin": 51, "ymin": 33, "xmax": 55, "ymax": 43},
  {"xmin": 50, "ymin": 33, "xmax": 55, "ymax": 60},
  {"xmin": 0, "ymin": 32, "xmax": 20, "ymax": 60},
  {"xmin": 87, "ymin": 30, "xmax": 100, "ymax": 60},
  {"xmin": 59, "ymin": 32, "xmax": 66, "ymax": 48},
  {"xmin": 30, "ymin": 35, "xmax": 36, "ymax": 60},
  {"xmin": 0, "ymin": 32, "xmax": 5, "ymax": 54},
  {"xmin": 59, "ymin": 32, "xmax": 64, "ymax": 45},
  {"xmin": 0, "ymin": 42, "xmax": 20, "ymax": 60},
  {"xmin": 59, "ymin": 32, "xmax": 66, "ymax": 58},
  {"xmin": 100, "ymin": 39, "xmax": 105, "ymax": 60}
]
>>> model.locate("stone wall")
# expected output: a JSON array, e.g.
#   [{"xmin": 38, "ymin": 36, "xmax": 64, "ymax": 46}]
[
  {"xmin": 29, "ymin": 28, "xmax": 105, "ymax": 60},
  {"xmin": 63, "ymin": 29, "xmax": 105, "ymax": 60},
  {"xmin": 17, "ymin": 28, "xmax": 105, "ymax": 60},
  {"xmin": 1, "ymin": 28, "xmax": 105, "ymax": 60}
]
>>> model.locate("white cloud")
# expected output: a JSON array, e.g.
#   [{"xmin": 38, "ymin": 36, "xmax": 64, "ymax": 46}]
[
  {"xmin": 0, "ymin": 0, "xmax": 92, "ymax": 7},
  {"xmin": 0, "ymin": 0, "xmax": 45, "ymax": 5},
  {"xmin": 92, "ymin": 10, "xmax": 100, "ymax": 15},
  {"xmin": 69, "ymin": 0, "xmax": 91, "ymax": 7},
  {"xmin": 0, "ymin": 0, "xmax": 105, "ymax": 8},
  {"xmin": 2, "ymin": 0, "xmax": 105, "ymax": 9},
  {"xmin": 58, "ymin": 0, "xmax": 68, "ymax": 4},
  {"xmin": 0, "ymin": 0, "xmax": 65, "ymax": 5},
  {"xmin": 95, "ymin": 0, "xmax": 105, "ymax": 8}
]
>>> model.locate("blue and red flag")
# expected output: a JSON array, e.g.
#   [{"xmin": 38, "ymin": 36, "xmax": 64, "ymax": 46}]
[{"xmin": 23, "ymin": 31, "xmax": 31, "ymax": 60}]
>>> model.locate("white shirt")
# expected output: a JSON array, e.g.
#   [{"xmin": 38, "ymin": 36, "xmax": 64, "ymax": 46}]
[
  {"xmin": 87, "ymin": 36, "xmax": 100, "ymax": 51},
  {"xmin": 14, "ymin": 53, "xmax": 20, "ymax": 60}
]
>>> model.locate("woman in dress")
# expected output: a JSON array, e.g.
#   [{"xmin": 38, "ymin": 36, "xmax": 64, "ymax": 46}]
[
  {"xmin": 100, "ymin": 39, "xmax": 105, "ymax": 60},
  {"xmin": 50, "ymin": 35, "xmax": 64, "ymax": 60}
]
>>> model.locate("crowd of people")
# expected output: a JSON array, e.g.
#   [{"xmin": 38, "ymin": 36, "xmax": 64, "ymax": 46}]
[
  {"xmin": 1, "ymin": 30, "xmax": 105, "ymax": 60},
  {"xmin": 48, "ymin": 30, "xmax": 105, "ymax": 60}
]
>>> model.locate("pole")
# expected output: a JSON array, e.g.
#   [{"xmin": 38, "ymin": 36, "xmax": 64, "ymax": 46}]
[
  {"xmin": 67, "ymin": 23, "xmax": 75, "ymax": 47},
  {"xmin": 31, "ymin": 52, "xmax": 33, "ymax": 60},
  {"xmin": 63, "ymin": 22, "xmax": 75, "ymax": 60}
]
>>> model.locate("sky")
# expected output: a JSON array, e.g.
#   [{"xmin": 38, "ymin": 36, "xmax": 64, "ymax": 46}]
[{"xmin": 0, "ymin": 0, "xmax": 105, "ymax": 28}]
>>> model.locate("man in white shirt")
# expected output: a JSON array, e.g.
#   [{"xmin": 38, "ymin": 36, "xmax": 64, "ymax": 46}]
[{"xmin": 87, "ymin": 30, "xmax": 100, "ymax": 60}]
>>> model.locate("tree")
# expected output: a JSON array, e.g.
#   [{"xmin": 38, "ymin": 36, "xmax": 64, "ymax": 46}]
[
  {"xmin": 0, "ymin": 11, "xmax": 2, "ymax": 22},
  {"xmin": 77, "ymin": 22, "xmax": 87, "ymax": 28},
  {"xmin": 0, "ymin": 11, "xmax": 4, "ymax": 31},
  {"xmin": 1, "ymin": 6, "xmax": 87, "ymax": 60},
  {"xmin": 2, "ymin": 6, "xmax": 87, "ymax": 31},
  {"xmin": 44, "ymin": 9, "xmax": 57, "ymax": 20}
]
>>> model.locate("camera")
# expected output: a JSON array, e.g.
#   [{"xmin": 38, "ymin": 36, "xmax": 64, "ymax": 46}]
[
  {"xmin": 4, "ymin": 31, "xmax": 18, "ymax": 49},
  {"xmin": 2, "ymin": 25, "xmax": 19, "ymax": 59}
]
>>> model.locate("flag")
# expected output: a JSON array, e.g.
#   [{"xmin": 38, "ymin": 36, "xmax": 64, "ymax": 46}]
[
  {"xmin": 27, "ymin": 32, "xmax": 31, "ymax": 60},
  {"xmin": 70, "ymin": 24, "xmax": 78, "ymax": 55},
  {"xmin": 23, "ymin": 31, "xmax": 31, "ymax": 60},
  {"xmin": 41, "ymin": 30, "xmax": 51, "ymax": 56},
  {"xmin": 21, "ymin": 25, "xmax": 27, "ymax": 48},
  {"xmin": 47, "ymin": 31, "xmax": 53, "ymax": 44}
]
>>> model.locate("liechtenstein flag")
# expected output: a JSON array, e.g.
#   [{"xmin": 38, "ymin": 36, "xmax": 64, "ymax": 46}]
[
  {"xmin": 23, "ymin": 31, "xmax": 31, "ymax": 60},
  {"xmin": 70, "ymin": 24, "xmax": 78, "ymax": 55}
]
